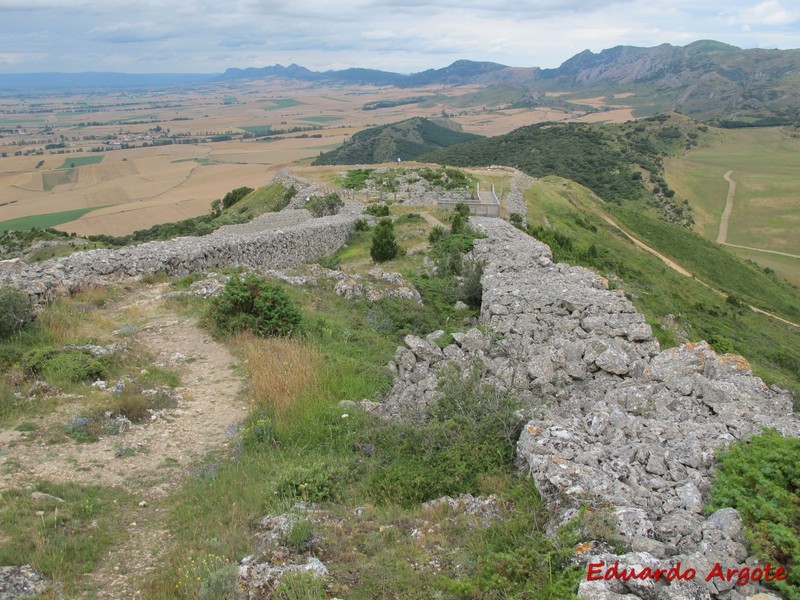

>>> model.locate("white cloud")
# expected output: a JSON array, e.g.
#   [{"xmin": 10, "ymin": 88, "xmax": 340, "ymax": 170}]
[
  {"xmin": 0, "ymin": 0, "xmax": 797, "ymax": 73},
  {"xmin": 734, "ymin": 0, "xmax": 798, "ymax": 26}
]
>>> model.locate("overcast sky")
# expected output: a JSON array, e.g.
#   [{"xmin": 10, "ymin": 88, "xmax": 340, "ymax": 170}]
[{"xmin": 1, "ymin": 0, "xmax": 798, "ymax": 74}]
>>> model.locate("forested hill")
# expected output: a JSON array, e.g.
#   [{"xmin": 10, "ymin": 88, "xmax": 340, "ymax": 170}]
[
  {"xmin": 313, "ymin": 118, "xmax": 481, "ymax": 165},
  {"xmin": 422, "ymin": 114, "xmax": 705, "ymax": 221}
]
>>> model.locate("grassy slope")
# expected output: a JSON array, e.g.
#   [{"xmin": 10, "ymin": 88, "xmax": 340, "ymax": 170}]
[
  {"xmin": 664, "ymin": 127, "xmax": 800, "ymax": 282},
  {"xmin": 524, "ymin": 176, "xmax": 800, "ymax": 401}
]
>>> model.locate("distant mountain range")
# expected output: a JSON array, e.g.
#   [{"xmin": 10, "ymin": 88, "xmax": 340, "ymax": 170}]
[{"xmin": 2, "ymin": 40, "xmax": 799, "ymax": 121}]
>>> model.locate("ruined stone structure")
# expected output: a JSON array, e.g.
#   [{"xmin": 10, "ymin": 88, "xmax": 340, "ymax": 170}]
[
  {"xmin": 1, "ymin": 181, "xmax": 795, "ymax": 598},
  {"xmin": 381, "ymin": 217, "xmax": 798, "ymax": 600}
]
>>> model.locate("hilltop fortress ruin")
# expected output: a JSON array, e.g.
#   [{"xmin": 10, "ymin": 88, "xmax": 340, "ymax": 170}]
[{"xmin": 1, "ymin": 170, "xmax": 796, "ymax": 600}]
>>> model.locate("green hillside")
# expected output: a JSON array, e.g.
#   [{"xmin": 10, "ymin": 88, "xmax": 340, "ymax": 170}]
[
  {"xmin": 423, "ymin": 114, "xmax": 706, "ymax": 224},
  {"xmin": 313, "ymin": 117, "xmax": 481, "ymax": 165}
]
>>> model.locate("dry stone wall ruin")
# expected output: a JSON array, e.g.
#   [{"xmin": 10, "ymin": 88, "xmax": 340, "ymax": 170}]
[
  {"xmin": 0, "ymin": 182, "xmax": 361, "ymax": 308},
  {"xmin": 381, "ymin": 217, "xmax": 798, "ymax": 600},
  {"xmin": 1, "ymin": 169, "xmax": 797, "ymax": 599}
]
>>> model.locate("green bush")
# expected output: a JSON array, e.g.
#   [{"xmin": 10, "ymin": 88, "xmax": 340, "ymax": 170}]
[
  {"xmin": 364, "ymin": 203, "xmax": 390, "ymax": 217},
  {"xmin": 366, "ymin": 363, "xmax": 521, "ymax": 506},
  {"xmin": 370, "ymin": 218, "xmax": 399, "ymax": 263},
  {"xmin": 221, "ymin": 186, "xmax": 254, "ymax": 209},
  {"xmin": 197, "ymin": 563, "xmax": 243, "ymax": 600},
  {"xmin": 22, "ymin": 348, "xmax": 108, "ymax": 383},
  {"xmin": 708, "ymin": 430, "xmax": 800, "ymax": 598},
  {"xmin": 305, "ymin": 192, "xmax": 344, "ymax": 217},
  {"xmin": 428, "ymin": 225, "xmax": 447, "ymax": 244},
  {"xmin": 354, "ymin": 218, "xmax": 371, "ymax": 232},
  {"xmin": 276, "ymin": 459, "xmax": 353, "ymax": 502},
  {"xmin": 509, "ymin": 212, "xmax": 524, "ymax": 228},
  {"xmin": 451, "ymin": 212, "xmax": 466, "ymax": 235},
  {"xmin": 208, "ymin": 274, "xmax": 302, "ymax": 337},
  {"xmin": 458, "ymin": 257, "xmax": 485, "ymax": 309},
  {"xmin": 286, "ymin": 519, "xmax": 314, "ymax": 552},
  {"xmin": 0, "ymin": 286, "xmax": 34, "ymax": 339},
  {"xmin": 454, "ymin": 202, "xmax": 471, "ymax": 218},
  {"xmin": 708, "ymin": 334, "xmax": 735, "ymax": 355}
]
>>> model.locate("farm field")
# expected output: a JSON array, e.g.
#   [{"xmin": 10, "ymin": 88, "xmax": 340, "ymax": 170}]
[
  {"xmin": 665, "ymin": 127, "xmax": 800, "ymax": 283},
  {"xmin": 0, "ymin": 79, "xmax": 636, "ymax": 236}
]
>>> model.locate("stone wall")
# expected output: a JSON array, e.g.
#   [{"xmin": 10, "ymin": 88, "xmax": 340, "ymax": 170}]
[
  {"xmin": 0, "ymin": 210, "xmax": 359, "ymax": 308},
  {"xmin": 380, "ymin": 217, "xmax": 798, "ymax": 600}
]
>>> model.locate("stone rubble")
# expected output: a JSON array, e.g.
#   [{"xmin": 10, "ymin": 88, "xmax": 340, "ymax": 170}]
[
  {"xmin": 379, "ymin": 217, "xmax": 798, "ymax": 599},
  {"xmin": 0, "ymin": 209, "xmax": 359, "ymax": 309},
  {"xmin": 0, "ymin": 565, "xmax": 56, "ymax": 599},
  {"xmin": 503, "ymin": 167, "xmax": 535, "ymax": 225},
  {"xmin": 238, "ymin": 509, "xmax": 328, "ymax": 599}
]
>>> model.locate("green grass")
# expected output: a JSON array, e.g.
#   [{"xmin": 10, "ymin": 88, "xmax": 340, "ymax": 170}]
[
  {"xmin": 41, "ymin": 168, "xmax": 77, "ymax": 191},
  {"xmin": 610, "ymin": 206, "xmax": 800, "ymax": 323},
  {"xmin": 0, "ymin": 207, "xmax": 103, "ymax": 232},
  {"xmin": 708, "ymin": 430, "xmax": 800, "ymax": 599},
  {"xmin": 299, "ymin": 115, "xmax": 343, "ymax": 123},
  {"xmin": 665, "ymin": 128, "xmax": 800, "ymax": 257},
  {"xmin": 265, "ymin": 98, "xmax": 304, "ymax": 111},
  {"xmin": 0, "ymin": 481, "xmax": 136, "ymax": 596},
  {"xmin": 725, "ymin": 247, "xmax": 800, "ymax": 287},
  {"xmin": 57, "ymin": 155, "xmax": 104, "ymax": 169}
]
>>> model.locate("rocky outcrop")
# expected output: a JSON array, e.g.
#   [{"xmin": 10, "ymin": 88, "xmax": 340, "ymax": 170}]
[{"xmin": 380, "ymin": 217, "xmax": 798, "ymax": 599}]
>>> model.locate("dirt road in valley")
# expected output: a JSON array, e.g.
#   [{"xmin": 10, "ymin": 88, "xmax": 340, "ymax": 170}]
[{"xmin": 716, "ymin": 170, "xmax": 736, "ymax": 244}]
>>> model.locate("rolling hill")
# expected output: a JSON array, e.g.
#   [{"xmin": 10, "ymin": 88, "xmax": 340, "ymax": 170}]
[{"xmin": 312, "ymin": 117, "xmax": 482, "ymax": 165}]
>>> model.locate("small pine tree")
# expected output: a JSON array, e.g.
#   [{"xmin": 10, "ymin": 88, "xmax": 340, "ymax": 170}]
[
  {"xmin": 370, "ymin": 218, "xmax": 399, "ymax": 262},
  {"xmin": 451, "ymin": 212, "xmax": 466, "ymax": 235}
]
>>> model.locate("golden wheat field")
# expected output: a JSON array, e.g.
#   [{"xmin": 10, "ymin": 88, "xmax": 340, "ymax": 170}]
[{"xmin": 0, "ymin": 79, "xmax": 634, "ymax": 235}]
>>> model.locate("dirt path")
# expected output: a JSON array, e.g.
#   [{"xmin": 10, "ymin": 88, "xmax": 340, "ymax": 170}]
[
  {"xmin": 0, "ymin": 283, "xmax": 249, "ymax": 597},
  {"xmin": 721, "ymin": 242, "xmax": 800, "ymax": 260},
  {"xmin": 599, "ymin": 215, "xmax": 692, "ymax": 277},
  {"xmin": 599, "ymin": 213, "xmax": 800, "ymax": 330},
  {"xmin": 716, "ymin": 170, "xmax": 736, "ymax": 244}
]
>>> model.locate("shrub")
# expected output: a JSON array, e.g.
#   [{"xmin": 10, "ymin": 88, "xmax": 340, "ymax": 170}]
[
  {"xmin": 366, "ymin": 362, "xmax": 522, "ymax": 505},
  {"xmin": 221, "ymin": 186, "xmax": 254, "ymax": 209},
  {"xmin": 0, "ymin": 286, "xmax": 34, "ymax": 339},
  {"xmin": 364, "ymin": 203, "xmax": 390, "ymax": 217},
  {"xmin": 286, "ymin": 519, "xmax": 314, "ymax": 552},
  {"xmin": 451, "ymin": 212, "xmax": 466, "ymax": 235},
  {"xmin": 276, "ymin": 460, "xmax": 353, "ymax": 502},
  {"xmin": 708, "ymin": 334, "xmax": 734, "ymax": 355},
  {"xmin": 428, "ymin": 225, "xmax": 447, "ymax": 244},
  {"xmin": 370, "ymin": 218, "xmax": 399, "ymax": 263},
  {"xmin": 708, "ymin": 430, "xmax": 800, "ymax": 598},
  {"xmin": 208, "ymin": 274, "xmax": 302, "ymax": 337},
  {"xmin": 454, "ymin": 202, "xmax": 471, "ymax": 218},
  {"xmin": 354, "ymin": 218, "xmax": 371, "ymax": 232},
  {"xmin": 509, "ymin": 213, "xmax": 524, "ymax": 229},
  {"xmin": 458, "ymin": 257, "xmax": 485, "ymax": 309},
  {"xmin": 305, "ymin": 192, "xmax": 344, "ymax": 217},
  {"xmin": 22, "ymin": 348, "xmax": 108, "ymax": 383}
]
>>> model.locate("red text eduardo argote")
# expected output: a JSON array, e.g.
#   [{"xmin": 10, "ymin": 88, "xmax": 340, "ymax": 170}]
[{"xmin": 587, "ymin": 561, "xmax": 788, "ymax": 586}]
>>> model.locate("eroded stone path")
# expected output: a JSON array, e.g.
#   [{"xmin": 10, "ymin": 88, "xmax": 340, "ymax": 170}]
[{"xmin": 0, "ymin": 283, "xmax": 248, "ymax": 598}]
